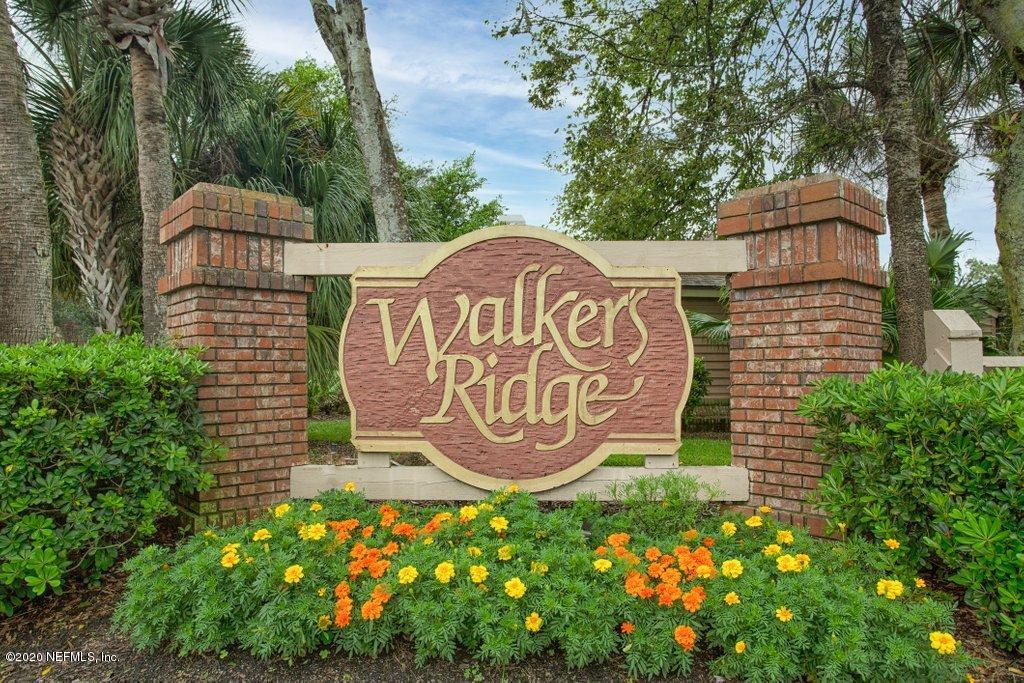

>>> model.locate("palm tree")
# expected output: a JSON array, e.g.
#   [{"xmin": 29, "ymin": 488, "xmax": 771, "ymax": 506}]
[
  {"xmin": 0, "ymin": 0, "xmax": 54, "ymax": 343},
  {"xmin": 93, "ymin": 0, "xmax": 174, "ymax": 342},
  {"xmin": 14, "ymin": 0, "xmax": 251, "ymax": 333}
]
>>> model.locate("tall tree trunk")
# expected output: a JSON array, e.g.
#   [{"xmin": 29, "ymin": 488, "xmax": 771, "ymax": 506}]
[
  {"xmin": 50, "ymin": 112, "xmax": 130, "ymax": 333},
  {"xmin": 862, "ymin": 0, "xmax": 932, "ymax": 365},
  {"xmin": 128, "ymin": 43, "xmax": 172, "ymax": 342},
  {"xmin": 918, "ymin": 131, "xmax": 957, "ymax": 238},
  {"xmin": 310, "ymin": 0, "xmax": 411, "ymax": 242},
  {"xmin": 0, "ymin": 0, "xmax": 54, "ymax": 343},
  {"xmin": 992, "ymin": 125, "xmax": 1024, "ymax": 353},
  {"xmin": 962, "ymin": 0, "xmax": 1024, "ymax": 353}
]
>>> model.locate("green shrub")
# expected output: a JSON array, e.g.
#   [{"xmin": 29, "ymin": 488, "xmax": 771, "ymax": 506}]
[
  {"xmin": 0, "ymin": 335, "xmax": 217, "ymax": 615},
  {"xmin": 799, "ymin": 364, "xmax": 1024, "ymax": 652},
  {"xmin": 683, "ymin": 356, "xmax": 712, "ymax": 426},
  {"xmin": 114, "ymin": 476, "xmax": 972, "ymax": 681}
]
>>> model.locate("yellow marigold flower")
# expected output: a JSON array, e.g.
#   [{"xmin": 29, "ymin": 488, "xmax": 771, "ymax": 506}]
[
  {"xmin": 318, "ymin": 587, "xmax": 327, "ymax": 597},
  {"xmin": 745, "ymin": 515, "xmax": 763, "ymax": 528},
  {"xmin": 470, "ymin": 564, "xmax": 489, "ymax": 584},
  {"xmin": 504, "ymin": 577, "xmax": 526, "ymax": 599},
  {"xmin": 459, "ymin": 505, "xmax": 479, "ymax": 522},
  {"xmin": 273, "ymin": 503, "xmax": 291, "ymax": 518},
  {"xmin": 763, "ymin": 544, "xmax": 782, "ymax": 556},
  {"xmin": 203, "ymin": 530, "xmax": 217, "ymax": 538},
  {"xmin": 776, "ymin": 554, "xmax": 801, "ymax": 573},
  {"xmin": 776, "ymin": 530, "xmax": 794, "ymax": 545},
  {"xmin": 434, "ymin": 561, "xmax": 455, "ymax": 584},
  {"xmin": 758, "ymin": 505, "xmax": 773, "ymax": 514},
  {"xmin": 398, "ymin": 566, "xmax": 419, "ymax": 584},
  {"xmin": 915, "ymin": 577, "xmax": 926, "ymax": 588},
  {"xmin": 220, "ymin": 552, "xmax": 240, "ymax": 568},
  {"xmin": 876, "ymin": 579, "xmax": 904, "ymax": 600},
  {"xmin": 722, "ymin": 559, "xmax": 744, "ymax": 579},
  {"xmin": 524, "ymin": 611, "xmax": 542, "ymax": 632},
  {"xmin": 507, "ymin": 484, "xmax": 519, "ymax": 493},
  {"xmin": 775, "ymin": 606, "xmax": 793, "ymax": 622},
  {"xmin": 735, "ymin": 640, "xmax": 747, "ymax": 654},
  {"xmin": 423, "ymin": 537, "xmax": 434, "ymax": 545},
  {"xmin": 284, "ymin": 564, "xmax": 304, "ymax": 584},
  {"xmin": 436, "ymin": 512, "xmax": 453, "ymax": 523},
  {"xmin": 929, "ymin": 631, "xmax": 957, "ymax": 655},
  {"xmin": 721, "ymin": 521, "xmax": 737, "ymax": 537},
  {"xmin": 343, "ymin": 481, "xmax": 356, "ymax": 492},
  {"xmin": 884, "ymin": 538, "xmax": 901, "ymax": 550},
  {"xmin": 530, "ymin": 561, "xmax": 549, "ymax": 575},
  {"xmin": 489, "ymin": 516, "xmax": 509, "ymax": 533},
  {"xmin": 467, "ymin": 546, "xmax": 482, "ymax": 557},
  {"xmin": 795, "ymin": 553, "xmax": 810, "ymax": 570},
  {"xmin": 309, "ymin": 502, "xmax": 323, "ymax": 512},
  {"xmin": 299, "ymin": 523, "xmax": 327, "ymax": 541},
  {"xmin": 725, "ymin": 591, "xmax": 741, "ymax": 605},
  {"xmin": 317, "ymin": 614, "xmax": 331, "ymax": 629},
  {"xmin": 245, "ymin": 556, "xmax": 253, "ymax": 564},
  {"xmin": 478, "ymin": 502, "xmax": 494, "ymax": 511},
  {"xmin": 837, "ymin": 522, "xmax": 847, "ymax": 533},
  {"xmin": 593, "ymin": 558, "xmax": 613, "ymax": 572},
  {"xmin": 695, "ymin": 564, "xmax": 715, "ymax": 579},
  {"xmin": 252, "ymin": 528, "xmax": 272, "ymax": 542},
  {"xmin": 221, "ymin": 543, "xmax": 240, "ymax": 554},
  {"xmin": 497, "ymin": 545, "xmax": 513, "ymax": 561}
]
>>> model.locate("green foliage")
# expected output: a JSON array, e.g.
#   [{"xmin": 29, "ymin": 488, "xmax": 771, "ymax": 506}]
[
  {"xmin": 0, "ymin": 335, "xmax": 218, "ymax": 616},
  {"xmin": 684, "ymin": 356, "xmax": 712, "ymax": 426},
  {"xmin": 115, "ymin": 475, "xmax": 971, "ymax": 680},
  {"xmin": 602, "ymin": 438, "xmax": 732, "ymax": 467},
  {"xmin": 799, "ymin": 364, "xmax": 1024, "ymax": 651},
  {"xmin": 495, "ymin": 0, "xmax": 781, "ymax": 239},
  {"xmin": 308, "ymin": 419, "xmax": 351, "ymax": 444}
]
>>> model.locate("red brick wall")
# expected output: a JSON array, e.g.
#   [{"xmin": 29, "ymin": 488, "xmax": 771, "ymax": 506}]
[
  {"xmin": 716, "ymin": 175, "xmax": 886, "ymax": 533},
  {"xmin": 159, "ymin": 183, "xmax": 313, "ymax": 526}
]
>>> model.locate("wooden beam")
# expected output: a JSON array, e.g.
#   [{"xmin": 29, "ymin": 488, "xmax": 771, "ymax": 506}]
[{"xmin": 284, "ymin": 239, "xmax": 747, "ymax": 275}]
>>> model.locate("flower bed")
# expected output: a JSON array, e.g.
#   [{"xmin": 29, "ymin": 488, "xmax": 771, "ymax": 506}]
[{"xmin": 114, "ymin": 478, "xmax": 973, "ymax": 681}]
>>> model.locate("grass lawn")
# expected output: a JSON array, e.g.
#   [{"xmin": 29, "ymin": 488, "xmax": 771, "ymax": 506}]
[{"xmin": 308, "ymin": 418, "xmax": 730, "ymax": 466}]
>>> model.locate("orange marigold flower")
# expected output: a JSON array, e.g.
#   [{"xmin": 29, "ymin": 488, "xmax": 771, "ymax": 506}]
[
  {"xmin": 595, "ymin": 545, "xmax": 608, "ymax": 556},
  {"xmin": 362, "ymin": 525, "xmax": 375, "ymax": 538},
  {"xmin": 334, "ymin": 581, "xmax": 350, "ymax": 599},
  {"xmin": 379, "ymin": 504, "xmax": 399, "ymax": 527},
  {"xmin": 648, "ymin": 562, "xmax": 666, "ymax": 579},
  {"xmin": 682, "ymin": 586, "xmax": 706, "ymax": 613},
  {"xmin": 683, "ymin": 529, "xmax": 699, "ymax": 542},
  {"xmin": 350, "ymin": 543, "xmax": 368, "ymax": 559},
  {"xmin": 639, "ymin": 587, "xmax": 654, "ymax": 599},
  {"xmin": 656, "ymin": 582, "xmax": 682, "ymax": 606},
  {"xmin": 382, "ymin": 541, "xmax": 399, "ymax": 556},
  {"xmin": 645, "ymin": 547, "xmax": 662, "ymax": 561},
  {"xmin": 624, "ymin": 571, "xmax": 648, "ymax": 597},
  {"xmin": 369, "ymin": 559, "xmax": 390, "ymax": 579},
  {"xmin": 607, "ymin": 532, "xmax": 631, "ymax": 548},
  {"xmin": 695, "ymin": 564, "xmax": 716, "ymax": 580},
  {"xmin": 360, "ymin": 599, "xmax": 383, "ymax": 620},
  {"xmin": 660, "ymin": 567, "xmax": 682, "ymax": 587},
  {"xmin": 702, "ymin": 537, "xmax": 715, "ymax": 548},
  {"xmin": 620, "ymin": 621, "xmax": 635, "ymax": 634},
  {"xmin": 371, "ymin": 584, "xmax": 392, "ymax": 604},
  {"xmin": 673, "ymin": 625, "xmax": 697, "ymax": 651},
  {"xmin": 613, "ymin": 546, "xmax": 630, "ymax": 559},
  {"xmin": 391, "ymin": 522, "xmax": 417, "ymax": 538}
]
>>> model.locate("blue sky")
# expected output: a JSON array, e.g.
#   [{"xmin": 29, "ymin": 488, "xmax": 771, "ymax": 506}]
[{"xmin": 242, "ymin": 0, "xmax": 1001, "ymax": 264}]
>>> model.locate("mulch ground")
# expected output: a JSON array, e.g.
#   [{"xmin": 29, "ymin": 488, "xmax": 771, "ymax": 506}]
[{"xmin": 2, "ymin": 570, "xmax": 1022, "ymax": 683}]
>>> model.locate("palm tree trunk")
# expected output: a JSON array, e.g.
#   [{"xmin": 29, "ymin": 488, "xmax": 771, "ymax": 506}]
[
  {"xmin": 310, "ymin": 0, "xmax": 411, "ymax": 242},
  {"xmin": 0, "ymin": 0, "xmax": 54, "ymax": 343},
  {"xmin": 961, "ymin": 0, "xmax": 1024, "ymax": 353},
  {"xmin": 128, "ymin": 42, "xmax": 172, "ymax": 342},
  {"xmin": 50, "ymin": 113, "xmax": 130, "ymax": 333},
  {"xmin": 921, "ymin": 180, "xmax": 952, "ymax": 238},
  {"xmin": 861, "ymin": 0, "xmax": 932, "ymax": 366}
]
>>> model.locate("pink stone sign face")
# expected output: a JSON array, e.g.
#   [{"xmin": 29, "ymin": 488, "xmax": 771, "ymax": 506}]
[{"xmin": 339, "ymin": 227, "xmax": 693, "ymax": 491}]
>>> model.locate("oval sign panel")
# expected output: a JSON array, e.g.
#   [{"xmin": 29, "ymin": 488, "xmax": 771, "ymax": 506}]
[{"xmin": 339, "ymin": 226, "xmax": 693, "ymax": 492}]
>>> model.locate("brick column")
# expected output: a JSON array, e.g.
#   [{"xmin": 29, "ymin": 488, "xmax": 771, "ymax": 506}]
[
  {"xmin": 159, "ymin": 183, "xmax": 314, "ymax": 526},
  {"xmin": 716, "ymin": 174, "xmax": 885, "ymax": 533}
]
